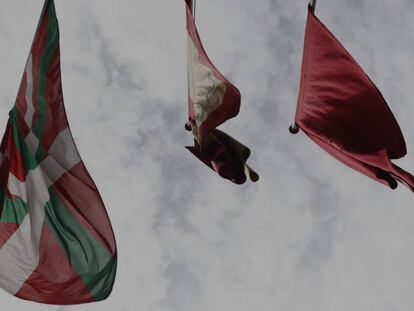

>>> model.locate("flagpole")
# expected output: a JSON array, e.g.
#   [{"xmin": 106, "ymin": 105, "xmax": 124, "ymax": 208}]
[
  {"xmin": 186, "ymin": 0, "xmax": 196, "ymax": 20},
  {"xmin": 289, "ymin": 0, "xmax": 317, "ymax": 135},
  {"xmin": 192, "ymin": 0, "xmax": 197, "ymax": 20},
  {"xmin": 310, "ymin": 0, "xmax": 317, "ymax": 13},
  {"xmin": 185, "ymin": 0, "xmax": 197, "ymax": 132}
]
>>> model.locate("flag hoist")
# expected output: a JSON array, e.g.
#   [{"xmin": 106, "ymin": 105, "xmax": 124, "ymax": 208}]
[
  {"xmin": 0, "ymin": 0, "xmax": 117, "ymax": 304},
  {"xmin": 184, "ymin": 0, "xmax": 259, "ymax": 184},
  {"xmin": 290, "ymin": 0, "xmax": 414, "ymax": 191}
]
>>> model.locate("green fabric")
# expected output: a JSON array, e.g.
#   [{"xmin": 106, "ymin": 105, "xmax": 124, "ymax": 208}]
[
  {"xmin": 10, "ymin": 108, "xmax": 38, "ymax": 172},
  {"xmin": 0, "ymin": 188, "xmax": 28, "ymax": 225},
  {"xmin": 45, "ymin": 189, "xmax": 116, "ymax": 301}
]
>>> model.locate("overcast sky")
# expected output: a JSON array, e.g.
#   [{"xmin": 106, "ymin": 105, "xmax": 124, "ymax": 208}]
[{"xmin": 1, "ymin": 0, "xmax": 414, "ymax": 310}]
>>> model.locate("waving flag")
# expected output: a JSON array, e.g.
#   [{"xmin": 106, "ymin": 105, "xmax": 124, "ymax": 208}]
[
  {"xmin": 184, "ymin": 0, "xmax": 258, "ymax": 184},
  {"xmin": 0, "ymin": 0, "xmax": 117, "ymax": 304},
  {"xmin": 293, "ymin": 5, "xmax": 414, "ymax": 191}
]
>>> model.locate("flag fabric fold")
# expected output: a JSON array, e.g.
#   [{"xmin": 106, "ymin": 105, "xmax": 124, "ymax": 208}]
[
  {"xmin": 184, "ymin": 0, "xmax": 258, "ymax": 184},
  {"xmin": 294, "ymin": 6, "xmax": 414, "ymax": 191},
  {"xmin": 0, "ymin": 0, "xmax": 117, "ymax": 304}
]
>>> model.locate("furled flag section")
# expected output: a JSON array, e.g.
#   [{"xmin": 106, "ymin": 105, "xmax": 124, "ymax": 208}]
[
  {"xmin": 184, "ymin": 0, "xmax": 258, "ymax": 184},
  {"xmin": 293, "ymin": 5, "xmax": 414, "ymax": 191},
  {"xmin": 0, "ymin": 0, "xmax": 117, "ymax": 304}
]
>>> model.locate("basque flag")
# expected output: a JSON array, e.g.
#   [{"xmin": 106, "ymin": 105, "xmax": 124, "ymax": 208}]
[{"xmin": 0, "ymin": 0, "xmax": 117, "ymax": 304}]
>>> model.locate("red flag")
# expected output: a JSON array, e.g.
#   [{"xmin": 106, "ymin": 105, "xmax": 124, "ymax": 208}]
[
  {"xmin": 184, "ymin": 1, "xmax": 258, "ymax": 184},
  {"xmin": 294, "ymin": 6, "xmax": 414, "ymax": 191}
]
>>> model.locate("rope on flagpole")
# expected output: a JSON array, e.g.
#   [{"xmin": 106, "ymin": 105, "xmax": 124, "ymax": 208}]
[{"xmin": 289, "ymin": 0, "xmax": 317, "ymax": 135}]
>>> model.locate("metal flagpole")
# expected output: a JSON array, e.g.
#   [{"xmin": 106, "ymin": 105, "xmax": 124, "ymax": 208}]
[
  {"xmin": 192, "ymin": 0, "xmax": 197, "ymax": 20},
  {"xmin": 187, "ymin": 0, "xmax": 196, "ymax": 19},
  {"xmin": 289, "ymin": 0, "xmax": 317, "ymax": 135},
  {"xmin": 185, "ymin": 0, "xmax": 197, "ymax": 132},
  {"xmin": 310, "ymin": 0, "xmax": 317, "ymax": 13}
]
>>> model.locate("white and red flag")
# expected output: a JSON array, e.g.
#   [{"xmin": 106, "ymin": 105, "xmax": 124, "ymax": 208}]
[
  {"xmin": 0, "ymin": 0, "xmax": 117, "ymax": 304},
  {"xmin": 184, "ymin": 0, "xmax": 258, "ymax": 184}
]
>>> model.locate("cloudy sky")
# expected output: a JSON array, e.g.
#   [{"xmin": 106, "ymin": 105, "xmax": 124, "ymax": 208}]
[{"xmin": 1, "ymin": 0, "xmax": 414, "ymax": 310}]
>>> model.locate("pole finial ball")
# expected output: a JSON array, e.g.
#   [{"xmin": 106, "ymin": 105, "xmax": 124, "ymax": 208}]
[
  {"xmin": 289, "ymin": 124, "xmax": 300, "ymax": 134},
  {"xmin": 185, "ymin": 123, "xmax": 192, "ymax": 131}
]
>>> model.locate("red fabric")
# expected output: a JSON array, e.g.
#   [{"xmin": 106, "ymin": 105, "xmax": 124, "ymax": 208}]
[
  {"xmin": 39, "ymin": 46, "xmax": 69, "ymax": 151},
  {"xmin": 26, "ymin": 9, "xmax": 49, "ymax": 131},
  {"xmin": 51, "ymin": 162, "xmax": 117, "ymax": 256},
  {"xmin": 5, "ymin": 122, "xmax": 26, "ymax": 182},
  {"xmin": 184, "ymin": 1, "xmax": 258, "ymax": 184},
  {"xmin": 295, "ymin": 7, "xmax": 414, "ymax": 191},
  {"xmin": 15, "ymin": 224, "xmax": 94, "ymax": 305},
  {"xmin": 186, "ymin": 129, "xmax": 251, "ymax": 185},
  {"xmin": 185, "ymin": 2, "xmax": 241, "ymax": 144},
  {"xmin": 185, "ymin": 0, "xmax": 193, "ymax": 11},
  {"xmin": 186, "ymin": 129, "xmax": 250, "ymax": 185},
  {"xmin": 0, "ymin": 223, "xmax": 19, "ymax": 249}
]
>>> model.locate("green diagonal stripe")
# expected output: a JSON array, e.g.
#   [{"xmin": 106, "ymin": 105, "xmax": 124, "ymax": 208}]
[
  {"xmin": 0, "ymin": 188, "xmax": 28, "ymax": 225},
  {"xmin": 10, "ymin": 108, "xmax": 39, "ymax": 173},
  {"xmin": 44, "ymin": 189, "xmax": 117, "ymax": 301}
]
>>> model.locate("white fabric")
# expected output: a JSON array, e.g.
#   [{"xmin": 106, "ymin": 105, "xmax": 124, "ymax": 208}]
[
  {"xmin": 187, "ymin": 34, "xmax": 226, "ymax": 126},
  {"xmin": 24, "ymin": 131, "xmax": 39, "ymax": 156},
  {"xmin": 48, "ymin": 128, "xmax": 81, "ymax": 171},
  {"xmin": 0, "ymin": 129, "xmax": 81, "ymax": 295}
]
